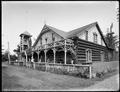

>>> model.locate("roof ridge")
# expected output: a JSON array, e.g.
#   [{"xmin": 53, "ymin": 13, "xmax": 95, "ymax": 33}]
[
  {"xmin": 45, "ymin": 24, "xmax": 67, "ymax": 38},
  {"xmin": 66, "ymin": 22, "xmax": 98, "ymax": 38},
  {"xmin": 68, "ymin": 22, "xmax": 97, "ymax": 33}
]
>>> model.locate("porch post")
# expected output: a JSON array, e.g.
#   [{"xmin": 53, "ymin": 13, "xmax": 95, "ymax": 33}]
[
  {"xmin": 53, "ymin": 48, "xmax": 56, "ymax": 64},
  {"xmin": 64, "ymin": 40, "xmax": 67, "ymax": 64},
  {"xmin": 25, "ymin": 51, "xmax": 28, "ymax": 66},
  {"xmin": 37, "ymin": 51, "xmax": 39, "ymax": 62},
  {"xmin": 31, "ymin": 51, "xmax": 34, "ymax": 62},
  {"xmin": 44, "ymin": 50, "xmax": 47, "ymax": 63},
  {"xmin": 89, "ymin": 65, "xmax": 92, "ymax": 79},
  {"xmin": 31, "ymin": 52, "xmax": 35, "ymax": 69}
]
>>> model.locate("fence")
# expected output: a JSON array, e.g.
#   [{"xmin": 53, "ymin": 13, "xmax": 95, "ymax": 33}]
[
  {"xmin": 10, "ymin": 61, "xmax": 92, "ymax": 78},
  {"xmin": 91, "ymin": 61, "xmax": 119, "ymax": 77}
]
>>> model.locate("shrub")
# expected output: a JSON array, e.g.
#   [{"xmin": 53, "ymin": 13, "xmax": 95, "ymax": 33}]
[{"xmin": 96, "ymin": 71, "xmax": 105, "ymax": 78}]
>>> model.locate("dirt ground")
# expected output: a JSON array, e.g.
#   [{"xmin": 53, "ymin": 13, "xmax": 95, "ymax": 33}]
[{"xmin": 2, "ymin": 62, "xmax": 119, "ymax": 91}]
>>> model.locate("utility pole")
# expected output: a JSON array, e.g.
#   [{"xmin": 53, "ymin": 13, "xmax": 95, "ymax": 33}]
[{"xmin": 8, "ymin": 42, "xmax": 10, "ymax": 64}]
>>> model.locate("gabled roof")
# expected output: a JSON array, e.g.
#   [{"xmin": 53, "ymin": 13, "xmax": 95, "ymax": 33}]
[
  {"xmin": 46, "ymin": 25, "xmax": 67, "ymax": 38},
  {"xmin": 32, "ymin": 22, "xmax": 109, "ymax": 48},
  {"xmin": 66, "ymin": 22, "xmax": 108, "ymax": 48},
  {"xmin": 66, "ymin": 22, "xmax": 97, "ymax": 38},
  {"xmin": 33, "ymin": 24, "xmax": 67, "ymax": 47},
  {"xmin": 20, "ymin": 31, "xmax": 32, "ymax": 37}
]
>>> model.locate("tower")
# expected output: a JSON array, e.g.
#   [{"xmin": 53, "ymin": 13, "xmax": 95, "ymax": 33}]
[
  {"xmin": 20, "ymin": 31, "xmax": 32, "ymax": 53},
  {"xmin": 19, "ymin": 31, "xmax": 32, "ymax": 63}
]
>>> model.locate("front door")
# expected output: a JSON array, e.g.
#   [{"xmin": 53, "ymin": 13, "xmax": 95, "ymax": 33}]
[{"xmin": 86, "ymin": 49, "xmax": 92, "ymax": 62}]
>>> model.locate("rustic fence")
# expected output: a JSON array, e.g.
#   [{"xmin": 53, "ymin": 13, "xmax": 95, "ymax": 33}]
[{"xmin": 10, "ymin": 61, "xmax": 92, "ymax": 78}]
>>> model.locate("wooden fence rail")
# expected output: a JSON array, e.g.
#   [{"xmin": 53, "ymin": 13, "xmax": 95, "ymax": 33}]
[{"xmin": 10, "ymin": 61, "xmax": 92, "ymax": 78}]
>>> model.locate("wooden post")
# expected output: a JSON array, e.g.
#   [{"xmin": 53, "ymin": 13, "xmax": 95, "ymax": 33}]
[
  {"xmin": 44, "ymin": 50, "xmax": 47, "ymax": 63},
  {"xmin": 53, "ymin": 48, "xmax": 56, "ymax": 64},
  {"xmin": 64, "ymin": 40, "xmax": 67, "ymax": 64},
  {"xmin": 89, "ymin": 65, "xmax": 92, "ymax": 79},
  {"xmin": 25, "ymin": 51, "xmax": 28, "ymax": 67},
  {"xmin": 37, "ymin": 51, "xmax": 39, "ymax": 62},
  {"xmin": 31, "ymin": 52, "xmax": 35, "ymax": 69},
  {"xmin": 44, "ymin": 50, "xmax": 47, "ymax": 71},
  {"xmin": 21, "ymin": 35, "xmax": 24, "ymax": 52}
]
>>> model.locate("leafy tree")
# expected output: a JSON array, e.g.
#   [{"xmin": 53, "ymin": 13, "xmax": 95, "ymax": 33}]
[
  {"xmin": 10, "ymin": 54, "xmax": 18, "ymax": 61},
  {"xmin": 2, "ymin": 50, "xmax": 9, "ymax": 62},
  {"xmin": 13, "ymin": 44, "xmax": 20, "ymax": 56},
  {"xmin": 105, "ymin": 23, "xmax": 119, "ymax": 50},
  {"xmin": 104, "ymin": 23, "xmax": 119, "ymax": 61}
]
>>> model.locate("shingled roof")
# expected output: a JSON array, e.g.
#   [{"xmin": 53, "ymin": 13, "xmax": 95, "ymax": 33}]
[
  {"xmin": 46, "ymin": 25, "xmax": 67, "ymax": 38},
  {"xmin": 33, "ymin": 22, "xmax": 108, "ymax": 48},
  {"xmin": 66, "ymin": 22, "xmax": 97, "ymax": 38}
]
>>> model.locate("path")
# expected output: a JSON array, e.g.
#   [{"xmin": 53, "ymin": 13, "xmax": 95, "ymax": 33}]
[{"xmin": 69, "ymin": 74, "xmax": 119, "ymax": 91}]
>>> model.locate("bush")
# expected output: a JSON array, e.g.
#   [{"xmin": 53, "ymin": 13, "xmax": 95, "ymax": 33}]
[{"xmin": 96, "ymin": 71, "xmax": 105, "ymax": 78}]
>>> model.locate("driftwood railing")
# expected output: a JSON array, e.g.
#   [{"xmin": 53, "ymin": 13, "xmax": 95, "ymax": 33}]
[{"xmin": 10, "ymin": 61, "xmax": 92, "ymax": 78}]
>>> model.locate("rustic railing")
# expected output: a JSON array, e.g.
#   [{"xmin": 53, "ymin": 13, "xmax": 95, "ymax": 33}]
[
  {"xmin": 32, "ymin": 39, "xmax": 74, "ymax": 51},
  {"xmin": 10, "ymin": 61, "xmax": 92, "ymax": 78}
]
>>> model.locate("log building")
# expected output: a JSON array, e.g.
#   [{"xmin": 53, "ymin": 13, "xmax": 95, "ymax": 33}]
[{"xmin": 19, "ymin": 22, "xmax": 112, "ymax": 65}]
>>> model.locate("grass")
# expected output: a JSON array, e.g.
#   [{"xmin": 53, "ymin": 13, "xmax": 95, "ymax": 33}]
[
  {"xmin": 2, "ymin": 62, "xmax": 119, "ymax": 91},
  {"xmin": 2, "ymin": 67, "xmax": 23, "ymax": 90}
]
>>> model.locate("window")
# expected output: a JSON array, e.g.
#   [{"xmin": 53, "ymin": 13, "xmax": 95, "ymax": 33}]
[
  {"xmin": 85, "ymin": 31, "xmax": 88, "ymax": 41},
  {"xmin": 86, "ymin": 49, "xmax": 92, "ymax": 62},
  {"xmin": 45, "ymin": 38, "xmax": 47, "ymax": 44},
  {"xmin": 52, "ymin": 33, "xmax": 55, "ymax": 42},
  {"xmin": 93, "ymin": 33, "xmax": 97, "ymax": 43}
]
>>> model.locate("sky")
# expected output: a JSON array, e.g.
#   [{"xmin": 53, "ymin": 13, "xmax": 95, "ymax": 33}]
[{"xmin": 2, "ymin": 1, "xmax": 119, "ymax": 55}]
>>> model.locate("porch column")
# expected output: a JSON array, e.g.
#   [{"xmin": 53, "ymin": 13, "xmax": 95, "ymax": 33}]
[
  {"xmin": 31, "ymin": 52, "xmax": 35, "ymax": 69},
  {"xmin": 21, "ymin": 35, "xmax": 24, "ymax": 52},
  {"xmin": 25, "ymin": 51, "xmax": 28, "ymax": 67},
  {"xmin": 53, "ymin": 48, "xmax": 56, "ymax": 64},
  {"xmin": 64, "ymin": 40, "xmax": 67, "ymax": 64},
  {"xmin": 37, "ymin": 51, "xmax": 40, "ymax": 62},
  {"xmin": 89, "ymin": 65, "xmax": 92, "ymax": 79},
  {"xmin": 44, "ymin": 50, "xmax": 47, "ymax": 63},
  {"xmin": 31, "ymin": 52, "xmax": 34, "ymax": 62}
]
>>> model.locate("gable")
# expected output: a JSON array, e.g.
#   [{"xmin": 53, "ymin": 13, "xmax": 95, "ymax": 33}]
[
  {"xmin": 66, "ymin": 22, "xmax": 108, "ymax": 48},
  {"xmin": 78, "ymin": 25, "xmax": 105, "ymax": 46},
  {"xmin": 33, "ymin": 26, "xmax": 64, "ymax": 49},
  {"xmin": 33, "ymin": 22, "xmax": 108, "ymax": 49}
]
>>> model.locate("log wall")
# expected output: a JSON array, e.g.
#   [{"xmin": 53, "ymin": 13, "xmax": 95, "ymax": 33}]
[{"xmin": 76, "ymin": 38, "xmax": 107, "ymax": 63}]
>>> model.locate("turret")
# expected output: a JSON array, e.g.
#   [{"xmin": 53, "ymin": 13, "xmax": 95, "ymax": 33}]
[{"xmin": 20, "ymin": 31, "xmax": 32, "ymax": 53}]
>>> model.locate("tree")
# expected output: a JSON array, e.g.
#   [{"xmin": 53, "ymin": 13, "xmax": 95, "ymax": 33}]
[
  {"xmin": 105, "ymin": 23, "xmax": 119, "ymax": 50},
  {"xmin": 2, "ymin": 50, "xmax": 9, "ymax": 62},
  {"xmin": 10, "ymin": 54, "xmax": 18, "ymax": 61},
  {"xmin": 104, "ymin": 23, "xmax": 119, "ymax": 61},
  {"xmin": 13, "ymin": 44, "xmax": 20, "ymax": 56}
]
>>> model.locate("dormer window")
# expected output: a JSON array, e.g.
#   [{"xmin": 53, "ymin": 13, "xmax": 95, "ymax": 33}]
[{"xmin": 93, "ymin": 32, "xmax": 97, "ymax": 43}]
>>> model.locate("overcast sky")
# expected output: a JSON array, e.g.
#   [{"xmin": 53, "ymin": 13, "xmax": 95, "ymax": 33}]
[{"xmin": 2, "ymin": 1, "xmax": 119, "ymax": 54}]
